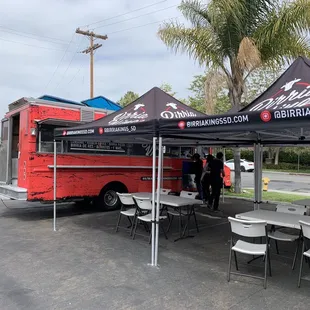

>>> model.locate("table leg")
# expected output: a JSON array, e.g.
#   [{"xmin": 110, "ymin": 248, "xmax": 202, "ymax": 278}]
[
  {"xmin": 175, "ymin": 205, "xmax": 195, "ymax": 242},
  {"xmin": 173, "ymin": 206, "xmax": 183, "ymax": 242}
]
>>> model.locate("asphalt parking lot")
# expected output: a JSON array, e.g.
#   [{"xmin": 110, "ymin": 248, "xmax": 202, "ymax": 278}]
[{"xmin": 0, "ymin": 198, "xmax": 309, "ymax": 310}]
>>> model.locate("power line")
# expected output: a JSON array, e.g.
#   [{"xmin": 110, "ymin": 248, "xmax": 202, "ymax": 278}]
[
  {"xmin": 0, "ymin": 36, "xmax": 72, "ymax": 52},
  {"xmin": 108, "ymin": 16, "xmax": 180, "ymax": 35},
  {"xmin": 81, "ymin": 0, "xmax": 167, "ymax": 28},
  {"xmin": 0, "ymin": 25, "xmax": 69, "ymax": 43},
  {"xmin": 54, "ymin": 36, "xmax": 86, "ymax": 91},
  {"xmin": 0, "ymin": 28, "xmax": 69, "ymax": 46},
  {"xmin": 44, "ymin": 33, "xmax": 76, "ymax": 92},
  {"xmin": 93, "ymin": 4, "xmax": 177, "ymax": 30},
  {"xmin": 67, "ymin": 68, "xmax": 81, "ymax": 85}
]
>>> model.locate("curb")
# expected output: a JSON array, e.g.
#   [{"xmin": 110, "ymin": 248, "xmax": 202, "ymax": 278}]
[
  {"xmin": 224, "ymin": 195, "xmax": 290, "ymax": 205},
  {"xmin": 288, "ymin": 173, "xmax": 310, "ymax": 176},
  {"xmin": 243, "ymin": 188, "xmax": 310, "ymax": 197},
  {"xmin": 262, "ymin": 170, "xmax": 310, "ymax": 176}
]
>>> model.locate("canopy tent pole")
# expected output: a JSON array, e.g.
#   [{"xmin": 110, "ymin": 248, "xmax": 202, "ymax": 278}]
[
  {"xmin": 253, "ymin": 143, "xmax": 258, "ymax": 210},
  {"xmin": 222, "ymin": 148, "xmax": 226, "ymax": 203},
  {"xmin": 155, "ymin": 136, "xmax": 163, "ymax": 266},
  {"xmin": 53, "ymin": 140, "xmax": 57, "ymax": 231},
  {"xmin": 258, "ymin": 144, "xmax": 263, "ymax": 209},
  {"xmin": 151, "ymin": 137, "xmax": 157, "ymax": 266}
]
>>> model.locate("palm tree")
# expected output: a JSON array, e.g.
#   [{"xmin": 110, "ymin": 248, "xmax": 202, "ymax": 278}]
[{"xmin": 158, "ymin": 0, "xmax": 310, "ymax": 193}]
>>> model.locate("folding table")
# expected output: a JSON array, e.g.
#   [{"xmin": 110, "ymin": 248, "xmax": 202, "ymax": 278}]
[
  {"xmin": 132, "ymin": 192, "xmax": 202, "ymax": 241},
  {"xmin": 236, "ymin": 209, "xmax": 310, "ymax": 229}
]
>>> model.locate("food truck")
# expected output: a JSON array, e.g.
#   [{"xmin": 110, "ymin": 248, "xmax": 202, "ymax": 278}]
[{"xmin": 0, "ymin": 95, "xmax": 231, "ymax": 210}]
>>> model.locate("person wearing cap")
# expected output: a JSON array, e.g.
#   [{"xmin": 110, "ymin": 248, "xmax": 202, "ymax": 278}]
[{"xmin": 192, "ymin": 153, "xmax": 204, "ymax": 200}]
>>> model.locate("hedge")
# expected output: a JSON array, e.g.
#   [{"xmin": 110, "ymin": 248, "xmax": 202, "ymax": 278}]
[{"xmin": 223, "ymin": 148, "xmax": 310, "ymax": 167}]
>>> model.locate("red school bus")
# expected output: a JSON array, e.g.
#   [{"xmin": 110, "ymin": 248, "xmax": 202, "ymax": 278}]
[{"xmin": 0, "ymin": 96, "xmax": 231, "ymax": 210}]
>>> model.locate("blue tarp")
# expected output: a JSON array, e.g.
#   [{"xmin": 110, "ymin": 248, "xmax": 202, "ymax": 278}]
[{"xmin": 82, "ymin": 96, "xmax": 121, "ymax": 111}]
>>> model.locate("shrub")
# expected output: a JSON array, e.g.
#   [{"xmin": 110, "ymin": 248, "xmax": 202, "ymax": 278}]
[{"xmin": 263, "ymin": 163, "xmax": 310, "ymax": 170}]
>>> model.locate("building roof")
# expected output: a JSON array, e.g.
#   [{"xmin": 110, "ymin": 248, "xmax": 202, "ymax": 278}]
[{"xmin": 38, "ymin": 95, "xmax": 85, "ymax": 106}]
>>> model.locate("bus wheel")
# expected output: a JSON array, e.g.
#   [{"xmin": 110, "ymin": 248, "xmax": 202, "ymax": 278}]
[{"xmin": 96, "ymin": 182, "xmax": 128, "ymax": 211}]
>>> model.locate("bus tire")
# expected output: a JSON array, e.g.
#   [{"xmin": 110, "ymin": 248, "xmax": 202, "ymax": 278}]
[{"xmin": 96, "ymin": 182, "xmax": 128, "ymax": 211}]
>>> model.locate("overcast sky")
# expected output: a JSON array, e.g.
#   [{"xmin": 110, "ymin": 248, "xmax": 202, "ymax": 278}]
[{"xmin": 0, "ymin": 0, "xmax": 204, "ymax": 117}]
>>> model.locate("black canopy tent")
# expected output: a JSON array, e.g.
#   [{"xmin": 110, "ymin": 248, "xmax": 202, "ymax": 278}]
[
  {"xmin": 53, "ymin": 57, "xmax": 310, "ymax": 267},
  {"xmin": 159, "ymin": 56, "xmax": 310, "ymax": 216},
  {"xmin": 54, "ymin": 87, "xmax": 205, "ymax": 143},
  {"xmin": 53, "ymin": 87, "xmax": 206, "ymax": 266}
]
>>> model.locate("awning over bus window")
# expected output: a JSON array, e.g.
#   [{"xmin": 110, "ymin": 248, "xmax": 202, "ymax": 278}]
[{"xmin": 37, "ymin": 119, "xmax": 85, "ymax": 127}]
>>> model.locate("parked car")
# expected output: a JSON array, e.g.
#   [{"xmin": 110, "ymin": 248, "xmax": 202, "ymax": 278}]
[{"xmin": 225, "ymin": 159, "xmax": 254, "ymax": 172}]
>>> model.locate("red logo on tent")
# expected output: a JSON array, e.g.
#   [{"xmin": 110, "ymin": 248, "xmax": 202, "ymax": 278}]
[
  {"xmin": 99, "ymin": 127, "xmax": 104, "ymax": 134},
  {"xmin": 62, "ymin": 130, "xmax": 67, "ymax": 136},
  {"xmin": 260, "ymin": 111, "xmax": 271, "ymax": 122},
  {"xmin": 178, "ymin": 121, "xmax": 186, "ymax": 129}
]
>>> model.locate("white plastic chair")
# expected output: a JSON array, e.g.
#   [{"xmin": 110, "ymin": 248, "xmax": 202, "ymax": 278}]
[
  {"xmin": 298, "ymin": 220, "xmax": 310, "ymax": 287},
  {"xmin": 268, "ymin": 204, "xmax": 306, "ymax": 269},
  {"xmin": 180, "ymin": 190, "xmax": 198, "ymax": 199},
  {"xmin": 115, "ymin": 193, "xmax": 136, "ymax": 234},
  {"xmin": 132, "ymin": 196, "xmax": 167, "ymax": 242},
  {"xmin": 158, "ymin": 188, "xmax": 171, "ymax": 195},
  {"xmin": 228, "ymin": 217, "xmax": 271, "ymax": 289},
  {"xmin": 166, "ymin": 190, "xmax": 199, "ymax": 234}
]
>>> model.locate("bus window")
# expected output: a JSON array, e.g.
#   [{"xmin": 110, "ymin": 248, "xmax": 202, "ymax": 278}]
[
  {"xmin": 180, "ymin": 147, "xmax": 193, "ymax": 158},
  {"xmin": 1, "ymin": 119, "xmax": 8, "ymax": 142},
  {"xmin": 38, "ymin": 125, "xmax": 62, "ymax": 153}
]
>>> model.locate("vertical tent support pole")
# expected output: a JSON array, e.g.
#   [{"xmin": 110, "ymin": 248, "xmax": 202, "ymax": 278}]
[
  {"xmin": 253, "ymin": 143, "xmax": 258, "ymax": 210},
  {"xmin": 258, "ymin": 143, "xmax": 263, "ymax": 209},
  {"xmin": 161, "ymin": 145, "xmax": 164, "ymax": 190},
  {"xmin": 155, "ymin": 136, "xmax": 163, "ymax": 266},
  {"xmin": 53, "ymin": 140, "xmax": 57, "ymax": 232},
  {"xmin": 151, "ymin": 137, "xmax": 157, "ymax": 266},
  {"xmin": 222, "ymin": 148, "xmax": 226, "ymax": 203}
]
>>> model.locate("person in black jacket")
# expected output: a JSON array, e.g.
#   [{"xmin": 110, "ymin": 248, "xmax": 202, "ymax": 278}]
[
  {"xmin": 208, "ymin": 152, "xmax": 225, "ymax": 211},
  {"xmin": 201, "ymin": 154, "xmax": 214, "ymax": 205},
  {"xmin": 192, "ymin": 153, "xmax": 204, "ymax": 200}
]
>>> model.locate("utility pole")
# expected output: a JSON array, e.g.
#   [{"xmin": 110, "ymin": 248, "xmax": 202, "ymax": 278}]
[{"xmin": 75, "ymin": 28, "xmax": 108, "ymax": 98}]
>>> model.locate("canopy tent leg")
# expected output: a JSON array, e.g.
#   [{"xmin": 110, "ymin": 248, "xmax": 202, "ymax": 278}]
[
  {"xmin": 258, "ymin": 144, "xmax": 263, "ymax": 209},
  {"xmin": 53, "ymin": 140, "xmax": 57, "ymax": 232},
  {"xmin": 155, "ymin": 136, "xmax": 163, "ymax": 267},
  {"xmin": 222, "ymin": 148, "xmax": 226, "ymax": 203},
  {"xmin": 151, "ymin": 137, "xmax": 157, "ymax": 266},
  {"xmin": 253, "ymin": 143, "xmax": 258, "ymax": 210}
]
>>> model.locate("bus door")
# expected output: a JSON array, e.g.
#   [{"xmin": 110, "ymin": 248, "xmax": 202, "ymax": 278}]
[
  {"xmin": 0, "ymin": 119, "xmax": 9, "ymax": 183},
  {"xmin": 11, "ymin": 114, "xmax": 20, "ymax": 185}
]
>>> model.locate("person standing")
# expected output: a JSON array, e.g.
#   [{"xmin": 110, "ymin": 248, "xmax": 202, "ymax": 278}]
[
  {"xmin": 208, "ymin": 152, "xmax": 225, "ymax": 211},
  {"xmin": 201, "ymin": 154, "xmax": 214, "ymax": 205},
  {"xmin": 192, "ymin": 153, "xmax": 204, "ymax": 200}
]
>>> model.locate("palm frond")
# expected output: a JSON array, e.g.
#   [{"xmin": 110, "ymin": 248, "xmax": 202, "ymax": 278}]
[
  {"xmin": 255, "ymin": 0, "xmax": 310, "ymax": 47},
  {"xmin": 178, "ymin": 0, "xmax": 210, "ymax": 28},
  {"xmin": 158, "ymin": 21, "xmax": 224, "ymax": 68}
]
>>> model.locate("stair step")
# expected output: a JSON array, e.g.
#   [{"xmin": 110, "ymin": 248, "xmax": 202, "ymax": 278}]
[{"xmin": 0, "ymin": 184, "xmax": 27, "ymax": 200}]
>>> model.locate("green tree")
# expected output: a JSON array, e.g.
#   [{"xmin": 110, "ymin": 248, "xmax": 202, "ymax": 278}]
[
  {"xmin": 158, "ymin": 0, "xmax": 310, "ymax": 193},
  {"xmin": 160, "ymin": 83, "xmax": 177, "ymax": 97},
  {"xmin": 243, "ymin": 66, "xmax": 284, "ymax": 106},
  {"xmin": 188, "ymin": 73, "xmax": 230, "ymax": 114},
  {"xmin": 118, "ymin": 91, "xmax": 139, "ymax": 107}
]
